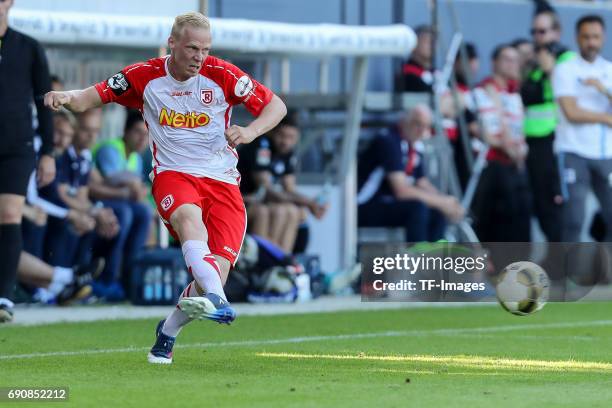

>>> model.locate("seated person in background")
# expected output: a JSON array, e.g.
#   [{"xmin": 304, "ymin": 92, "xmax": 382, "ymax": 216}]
[
  {"xmin": 40, "ymin": 108, "xmax": 119, "ymax": 292},
  {"xmin": 23, "ymin": 111, "xmax": 95, "ymax": 258},
  {"xmin": 90, "ymin": 109, "xmax": 152, "ymax": 296},
  {"xmin": 37, "ymin": 110, "xmax": 118, "ymax": 268},
  {"xmin": 357, "ymin": 104, "xmax": 464, "ymax": 242},
  {"xmin": 238, "ymin": 115, "xmax": 327, "ymax": 254}
]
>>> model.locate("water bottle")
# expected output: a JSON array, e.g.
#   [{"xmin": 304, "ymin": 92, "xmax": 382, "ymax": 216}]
[
  {"xmin": 153, "ymin": 266, "xmax": 163, "ymax": 300},
  {"xmin": 163, "ymin": 269, "xmax": 172, "ymax": 301},
  {"xmin": 295, "ymin": 273, "xmax": 312, "ymax": 302},
  {"xmin": 143, "ymin": 269, "xmax": 154, "ymax": 301}
]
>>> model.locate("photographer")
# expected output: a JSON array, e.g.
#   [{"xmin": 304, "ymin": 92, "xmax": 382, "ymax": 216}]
[{"xmin": 521, "ymin": 8, "xmax": 574, "ymax": 242}]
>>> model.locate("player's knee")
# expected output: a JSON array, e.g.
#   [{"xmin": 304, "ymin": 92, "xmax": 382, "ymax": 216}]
[{"xmin": 170, "ymin": 204, "xmax": 206, "ymax": 241}]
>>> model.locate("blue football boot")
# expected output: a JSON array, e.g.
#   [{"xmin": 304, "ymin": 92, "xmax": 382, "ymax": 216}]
[
  {"xmin": 178, "ymin": 293, "xmax": 236, "ymax": 325},
  {"xmin": 147, "ymin": 319, "xmax": 176, "ymax": 364}
]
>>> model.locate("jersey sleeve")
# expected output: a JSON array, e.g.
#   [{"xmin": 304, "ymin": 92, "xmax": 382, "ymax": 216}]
[
  {"xmin": 204, "ymin": 57, "xmax": 274, "ymax": 116},
  {"xmin": 94, "ymin": 62, "xmax": 150, "ymax": 109}
]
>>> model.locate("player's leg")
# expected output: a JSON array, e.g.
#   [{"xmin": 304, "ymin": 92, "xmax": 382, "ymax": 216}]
[
  {"xmin": 176, "ymin": 178, "xmax": 247, "ymax": 324},
  {"xmin": 151, "ymin": 171, "xmax": 235, "ymax": 328},
  {"xmin": 0, "ymin": 194, "xmax": 26, "ymax": 322},
  {"xmin": 169, "ymin": 203, "xmax": 236, "ymax": 323},
  {"xmin": 148, "ymin": 279, "xmax": 200, "ymax": 364},
  {"xmin": 170, "ymin": 203, "xmax": 228, "ymax": 299}
]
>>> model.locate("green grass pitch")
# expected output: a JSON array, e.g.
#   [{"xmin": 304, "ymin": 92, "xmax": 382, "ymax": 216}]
[{"xmin": 2, "ymin": 302, "xmax": 612, "ymax": 407}]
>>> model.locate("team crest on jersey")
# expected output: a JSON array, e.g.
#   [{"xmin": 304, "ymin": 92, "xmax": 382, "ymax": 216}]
[
  {"xmin": 201, "ymin": 89, "xmax": 214, "ymax": 105},
  {"xmin": 107, "ymin": 72, "xmax": 131, "ymax": 96},
  {"xmin": 160, "ymin": 194, "xmax": 174, "ymax": 211}
]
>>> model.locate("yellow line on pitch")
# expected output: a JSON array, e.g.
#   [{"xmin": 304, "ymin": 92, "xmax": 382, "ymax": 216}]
[{"xmin": 256, "ymin": 352, "xmax": 612, "ymax": 372}]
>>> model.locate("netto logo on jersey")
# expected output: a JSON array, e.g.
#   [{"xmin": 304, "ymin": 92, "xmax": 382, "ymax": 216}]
[{"xmin": 158, "ymin": 107, "xmax": 210, "ymax": 129}]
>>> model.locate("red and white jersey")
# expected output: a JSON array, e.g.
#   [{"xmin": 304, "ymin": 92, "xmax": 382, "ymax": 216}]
[
  {"xmin": 473, "ymin": 77, "xmax": 524, "ymax": 163},
  {"xmin": 95, "ymin": 55, "xmax": 274, "ymax": 185}
]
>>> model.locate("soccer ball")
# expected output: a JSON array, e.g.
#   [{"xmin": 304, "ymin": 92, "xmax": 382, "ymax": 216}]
[{"xmin": 496, "ymin": 261, "xmax": 550, "ymax": 316}]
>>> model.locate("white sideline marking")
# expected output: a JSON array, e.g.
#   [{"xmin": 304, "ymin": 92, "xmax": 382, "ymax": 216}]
[{"xmin": 1, "ymin": 319, "xmax": 611, "ymax": 361}]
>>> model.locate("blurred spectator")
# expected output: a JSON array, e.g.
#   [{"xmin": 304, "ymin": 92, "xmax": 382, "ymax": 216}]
[
  {"xmin": 22, "ymin": 111, "xmax": 92, "ymax": 258},
  {"xmin": 452, "ymin": 42, "xmax": 480, "ymax": 190},
  {"xmin": 553, "ymin": 15, "xmax": 612, "ymax": 241},
  {"xmin": 472, "ymin": 44, "xmax": 531, "ymax": 242},
  {"xmin": 511, "ymin": 38, "xmax": 535, "ymax": 78},
  {"xmin": 399, "ymin": 25, "xmax": 434, "ymax": 92},
  {"xmin": 90, "ymin": 110, "xmax": 151, "ymax": 296},
  {"xmin": 357, "ymin": 104, "xmax": 464, "ymax": 242},
  {"xmin": 238, "ymin": 115, "xmax": 326, "ymax": 254},
  {"xmin": 521, "ymin": 7, "xmax": 573, "ymax": 242},
  {"xmin": 39, "ymin": 109, "xmax": 119, "ymax": 269}
]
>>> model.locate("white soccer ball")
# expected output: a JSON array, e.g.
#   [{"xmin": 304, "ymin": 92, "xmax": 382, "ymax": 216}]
[{"xmin": 496, "ymin": 261, "xmax": 550, "ymax": 316}]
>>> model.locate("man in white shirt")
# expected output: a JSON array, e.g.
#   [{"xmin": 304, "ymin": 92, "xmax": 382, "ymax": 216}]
[{"xmin": 553, "ymin": 15, "xmax": 612, "ymax": 241}]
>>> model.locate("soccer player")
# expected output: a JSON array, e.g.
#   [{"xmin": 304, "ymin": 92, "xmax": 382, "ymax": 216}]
[{"xmin": 44, "ymin": 12, "xmax": 287, "ymax": 364}]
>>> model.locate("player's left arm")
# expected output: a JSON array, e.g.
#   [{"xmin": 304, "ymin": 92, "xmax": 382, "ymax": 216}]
[{"xmin": 225, "ymin": 94, "xmax": 287, "ymax": 148}]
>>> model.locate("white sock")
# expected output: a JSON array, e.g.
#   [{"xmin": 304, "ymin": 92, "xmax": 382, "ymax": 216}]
[
  {"xmin": 48, "ymin": 267, "xmax": 74, "ymax": 296},
  {"xmin": 181, "ymin": 240, "xmax": 227, "ymax": 301},
  {"xmin": 162, "ymin": 280, "xmax": 200, "ymax": 337},
  {"xmin": 53, "ymin": 267, "xmax": 73, "ymax": 285},
  {"xmin": 35, "ymin": 288, "xmax": 54, "ymax": 303}
]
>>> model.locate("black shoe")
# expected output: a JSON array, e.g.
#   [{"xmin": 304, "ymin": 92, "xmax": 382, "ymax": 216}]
[
  {"xmin": 74, "ymin": 258, "xmax": 105, "ymax": 284},
  {"xmin": 56, "ymin": 259, "xmax": 103, "ymax": 306},
  {"xmin": 0, "ymin": 303, "xmax": 14, "ymax": 323},
  {"xmin": 56, "ymin": 282, "xmax": 92, "ymax": 306}
]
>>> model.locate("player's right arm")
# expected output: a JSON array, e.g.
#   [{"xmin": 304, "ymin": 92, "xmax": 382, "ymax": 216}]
[{"xmin": 44, "ymin": 86, "xmax": 103, "ymax": 113}]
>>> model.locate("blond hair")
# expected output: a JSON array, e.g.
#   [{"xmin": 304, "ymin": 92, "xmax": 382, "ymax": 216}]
[{"xmin": 171, "ymin": 12, "xmax": 210, "ymax": 38}]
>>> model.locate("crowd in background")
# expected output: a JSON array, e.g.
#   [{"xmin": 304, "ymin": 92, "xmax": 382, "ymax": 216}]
[{"xmin": 357, "ymin": 2, "xmax": 612, "ymax": 246}]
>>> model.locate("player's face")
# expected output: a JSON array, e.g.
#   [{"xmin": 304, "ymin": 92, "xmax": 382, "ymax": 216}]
[
  {"xmin": 53, "ymin": 117, "xmax": 74, "ymax": 155},
  {"xmin": 0, "ymin": 0, "xmax": 14, "ymax": 22},
  {"xmin": 169, "ymin": 26, "xmax": 212, "ymax": 79},
  {"xmin": 577, "ymin": 22, "xmax": 605, "ymax": 62},
  {"xmin": 74, "ymin": 110, "xmax": 102, "ymax": 151},
  {"xmin": 125, "ymin": 121, "xmax": 149, "ymax": 153},
  {"xmin": 272, "ymin": 125, "xmax": 299, "ymax": 155}
]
